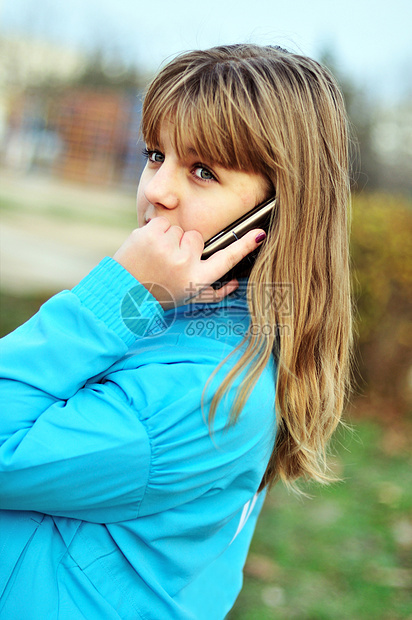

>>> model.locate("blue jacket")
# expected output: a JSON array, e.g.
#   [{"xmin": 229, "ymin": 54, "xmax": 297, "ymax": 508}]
[{"xmin": 0, "ymin": 257, "xmax": 277, "ymax": 619}]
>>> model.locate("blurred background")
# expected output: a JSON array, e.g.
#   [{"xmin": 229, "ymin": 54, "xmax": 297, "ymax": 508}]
[{"xmin": 0, "ymin": 0, "xmax": 411, "ymax": 617}]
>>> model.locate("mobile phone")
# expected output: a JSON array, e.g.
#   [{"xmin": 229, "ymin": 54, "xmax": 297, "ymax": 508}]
[{"xmin": 201, "ymin": 196, "xmax": 276, "ymax": 259}]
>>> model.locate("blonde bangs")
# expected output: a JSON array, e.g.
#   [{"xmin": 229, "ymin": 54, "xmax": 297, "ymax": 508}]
[{"xmin": 142, "ymin": 60, "xmax": 274, "ymax": 174}]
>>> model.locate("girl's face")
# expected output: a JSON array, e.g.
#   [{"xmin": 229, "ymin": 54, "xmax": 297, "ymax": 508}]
[{"xmin": 137, "ymin": 122, "xmax": 270, "ymax": 242}]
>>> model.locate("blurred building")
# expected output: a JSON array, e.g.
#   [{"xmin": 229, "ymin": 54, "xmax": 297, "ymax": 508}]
[
  {"xmin": 0, "ymin": 35, "xmax": 145, "ymax": 188},
  {"xmin": 0, "ymin": 34, "xmax": 85, "ymax": 89}
]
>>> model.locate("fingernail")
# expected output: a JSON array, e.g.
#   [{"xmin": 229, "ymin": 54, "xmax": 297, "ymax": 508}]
[{"xmin": 255, "ymin": 232, "xmax": 266, "ymax": 243}]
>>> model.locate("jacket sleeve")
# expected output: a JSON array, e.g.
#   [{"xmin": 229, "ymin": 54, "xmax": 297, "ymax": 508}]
[{"xmin": 0, "ymin": 258, "xmax": 161, "ymax": 523}]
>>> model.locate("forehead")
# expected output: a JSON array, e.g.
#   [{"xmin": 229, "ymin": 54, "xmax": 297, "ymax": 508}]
[
  {"xmin": 141, "ymin": 80, "xmax": 272, "ymax": 177},
  {"xmin": 146, "ymin": 113, "xmax": 225, "ymax": 163},
  {"xmin": 155, "ymin": 121, "xmax": 211, "ymax": 161},
  {"xmin": 142, "ymin": 89, "xmax": 254, "ymax": 172}
]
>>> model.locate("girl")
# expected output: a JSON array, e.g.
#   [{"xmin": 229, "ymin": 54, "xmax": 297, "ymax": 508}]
[{"xmin": 0, "ymin": 44, "xmax": 352, "ymax": 619}]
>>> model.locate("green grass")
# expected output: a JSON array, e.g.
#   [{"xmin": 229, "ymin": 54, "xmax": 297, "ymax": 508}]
[
  {"xmin": 0, "ymin": 291, "xmax": 52, "ymax": 338},
  {"xmin": 1, "ymin": 292, "xmax": 411, "ymax": 619},
  {"xmin": 0, "ymin": 291, "xmax": 55, "ymax": 338},
  {"xmin": 229, "ymin": 423, "xmax": 412, "ymax": 619}
]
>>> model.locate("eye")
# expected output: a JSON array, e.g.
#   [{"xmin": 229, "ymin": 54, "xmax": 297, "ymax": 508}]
[
  {"xmin": 193, "ymin": 165, "xmax": 216, "ymax": 181},
  {"xmin": 142, "ymin": 148, "xmax": 164, "ymax": 164}
]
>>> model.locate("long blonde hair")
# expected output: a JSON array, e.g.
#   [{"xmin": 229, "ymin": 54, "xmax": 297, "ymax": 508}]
[{"xmin": 142, "ymin": 44, "xmax": 353, "ymax": 492}]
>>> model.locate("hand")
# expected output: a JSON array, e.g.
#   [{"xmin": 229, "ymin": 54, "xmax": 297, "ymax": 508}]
[{"xmin": 113, "ymin": 217, "xmax": 266, "ymax": 308}]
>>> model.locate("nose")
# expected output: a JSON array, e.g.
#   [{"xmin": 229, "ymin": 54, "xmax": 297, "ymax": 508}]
[{"xmin": 143, "ymin": 161, "xmax": 180, "ymax": 211}]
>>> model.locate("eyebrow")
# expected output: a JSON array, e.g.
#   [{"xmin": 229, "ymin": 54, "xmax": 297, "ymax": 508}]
[
  {"xmin": 185, "ymin": 146, "xmax": 218, "ymax": 167},
  {"xmin": 186, "ymin": 146, "xmax": 199, "ymax": 157},
  {"xmin": 153, "ymin": 142, "xmax": 200, "ymax": 161}
]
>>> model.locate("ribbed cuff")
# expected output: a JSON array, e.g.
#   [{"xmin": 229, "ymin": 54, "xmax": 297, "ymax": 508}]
[{"xmin": 72, "ymin": 257, "xmax": 164, "ymax": 346}]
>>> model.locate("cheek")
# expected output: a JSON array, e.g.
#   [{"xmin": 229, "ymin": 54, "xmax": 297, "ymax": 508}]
[
  {"xmin": 136, "ymin": 173, "xmax": 149, "ymax": 222},
  {"xmin": 136, "ymin": 191, "xmax": 144, "ymax": 225}
]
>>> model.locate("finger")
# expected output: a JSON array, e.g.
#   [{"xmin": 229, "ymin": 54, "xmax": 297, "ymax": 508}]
[
  {"xmin": 210, "ymin": 279, "xmax": 239, "ymax": 301},
  {"xmin": 167, "ymin": 224, "xmax": 185, "ymax": 244},
  {"xmin": 147, "ymin": 216, "xmax": 171, "ymax": 233},
  {"xmin": 179, "ymin": 229, "xmax": 205, "ymax": 255},
  {"xmin": 205, "ymin": 229, "xmax": 266, "ymax": 275},
  {"xmin": 183, "ymin": 279, "xmax": 239, "ymax": 306}
]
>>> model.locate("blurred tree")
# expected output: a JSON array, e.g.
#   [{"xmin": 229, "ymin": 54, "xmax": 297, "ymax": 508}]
[
  {"xmin": 371, "ymin": 100, "xmax": 412, "ymax": 195},
  {"xmin": 320, "ymin": 49, "xmax": 382, "ymax": 192},
  {"xmin": 71, "ymin": 48, "xmax": 148, "ymax": 91},
  {"xmin": 351, "ymin": 193, "xmax": 412, "ymax": 420}
]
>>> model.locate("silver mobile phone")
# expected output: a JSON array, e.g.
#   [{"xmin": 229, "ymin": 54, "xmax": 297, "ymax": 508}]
[{"xmin": 201, "ymin": 196, "xmax": 276, "ymax": 259}]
